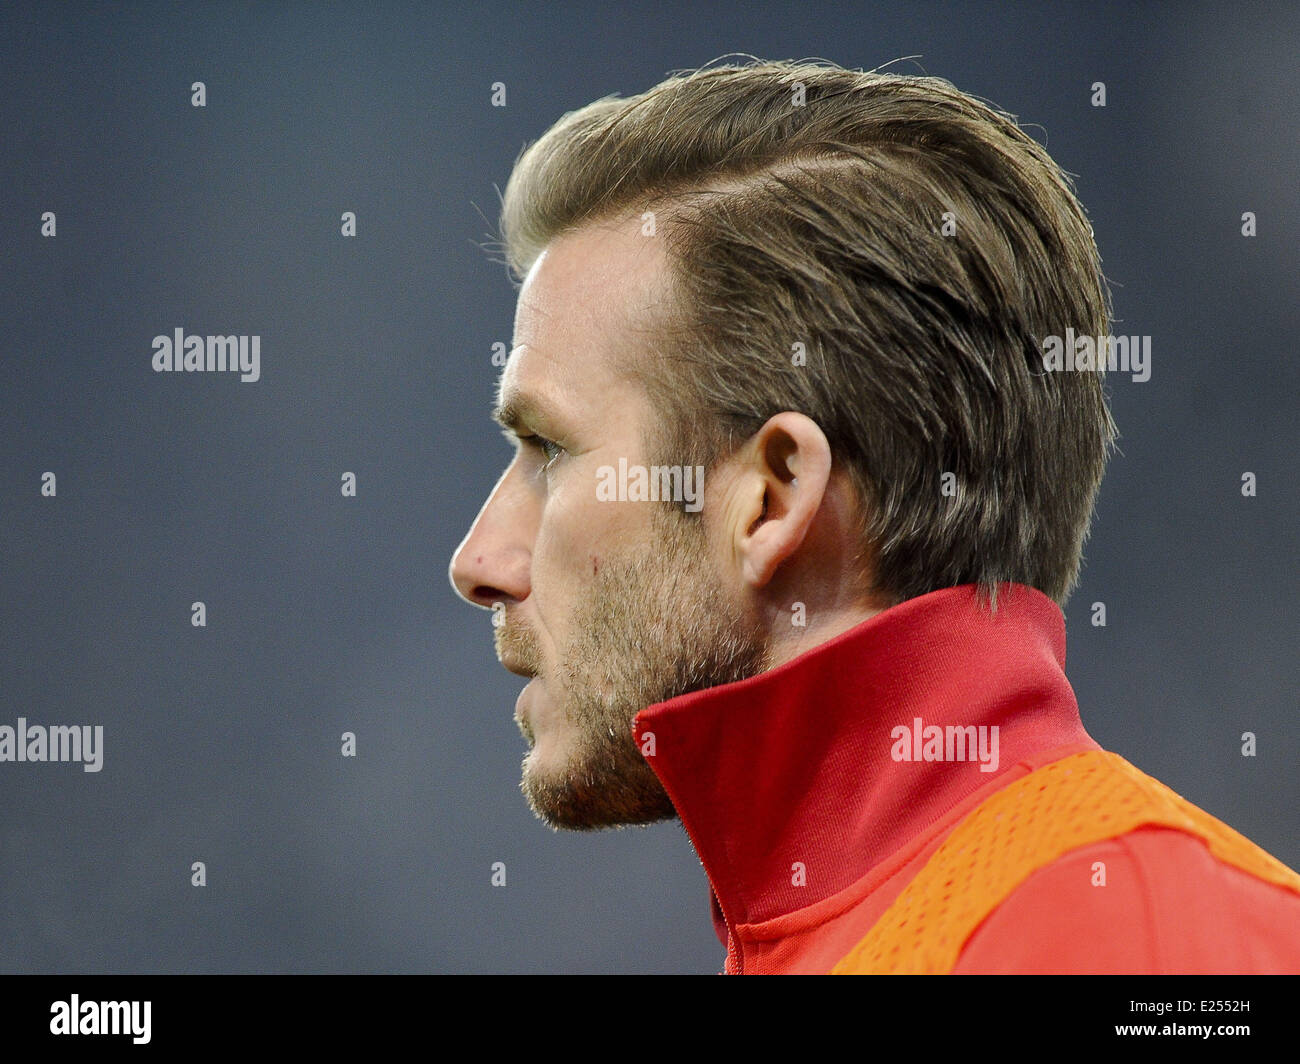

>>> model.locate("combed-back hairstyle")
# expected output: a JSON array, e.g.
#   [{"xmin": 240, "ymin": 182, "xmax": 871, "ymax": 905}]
[{"xmin": 498, "ymin": 59, "xmax": 1117, "ymax": 607}]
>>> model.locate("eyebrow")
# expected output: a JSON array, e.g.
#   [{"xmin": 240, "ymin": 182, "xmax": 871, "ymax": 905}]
[{"xmin": 492, "ymin": 390, "xmax": 554, "ymax": 435}]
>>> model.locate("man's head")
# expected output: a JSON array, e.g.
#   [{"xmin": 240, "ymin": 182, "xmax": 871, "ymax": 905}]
[{"xmin": 449, "ymin": 59, "xmax": 1117, "ymax": 830}]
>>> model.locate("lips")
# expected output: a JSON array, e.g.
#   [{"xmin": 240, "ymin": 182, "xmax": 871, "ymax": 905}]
[
  {"xmin": 499, "ymin": 656, "xmax": 537, "ymax": 679},
  {"xmin": 514, "ymin": 679, "xmax": 536, "ymax": 744},
  {"xmin": 494, "ymin": 617, "xmax": 541, "ymax": 679}
]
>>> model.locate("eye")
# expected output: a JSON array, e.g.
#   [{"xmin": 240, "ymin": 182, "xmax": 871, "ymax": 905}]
[
  {"xmin": 537, "ymin": 436, "xmax": 564, "ymax": 464},
  {"xmin": 519, "ymin": 433, "xmax": 565, "ymax": 470}
]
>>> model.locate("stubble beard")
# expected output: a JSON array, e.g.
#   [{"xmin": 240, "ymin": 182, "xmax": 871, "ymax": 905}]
[{"xmin": 497, "ymin": 505, "xmax": 771, "ymax": 830}]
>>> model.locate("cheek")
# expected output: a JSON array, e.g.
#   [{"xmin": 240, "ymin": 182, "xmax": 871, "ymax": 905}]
[
  {"xmin": 531, "ymin": 470, "xmax": 642, "ymax": 598},
  {"xmin": 529, "ymin": 473, "xmax": 598, "ymax": 608}
]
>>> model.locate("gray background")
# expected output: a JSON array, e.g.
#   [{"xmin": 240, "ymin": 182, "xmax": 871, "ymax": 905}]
[{"xmin": 1, "ymin": 1, "xmax": 1295, "ymax": 973}]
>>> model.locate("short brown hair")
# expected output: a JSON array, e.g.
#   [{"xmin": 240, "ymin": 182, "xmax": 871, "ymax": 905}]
[{"xmin": 498, "ymin": 59, "xmax": 1117, "ymax": 607}]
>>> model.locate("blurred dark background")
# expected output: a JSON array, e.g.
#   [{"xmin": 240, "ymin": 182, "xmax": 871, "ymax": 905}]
[{"xmin": 1, "ymin": 0, "xmax": 1296, "ymax": 972}]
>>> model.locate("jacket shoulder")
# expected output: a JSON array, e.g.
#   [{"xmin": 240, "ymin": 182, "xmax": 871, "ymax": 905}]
[
  {"xmin": 953, "ymin": 825, "xmax": 1300, "ymax": 973},
  {"xmin": 831, "ymin": 750, "xmax": 1300, "ymax": 974}
]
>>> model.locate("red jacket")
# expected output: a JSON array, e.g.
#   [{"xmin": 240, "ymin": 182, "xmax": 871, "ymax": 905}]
[{"xmin": 633, "ymin": 584, "xmax": 1300, "ymax": 973}]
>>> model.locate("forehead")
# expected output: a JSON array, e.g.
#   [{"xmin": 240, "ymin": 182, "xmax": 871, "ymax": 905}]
[{"xmin": 502, "ymin": 216, "xmax": 670, "ymax": 407}]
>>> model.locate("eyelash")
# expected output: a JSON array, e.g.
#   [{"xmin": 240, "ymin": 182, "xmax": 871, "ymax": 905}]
[{"xmin": 519, "ymin": 434, "xmax": 565, "ymax": 470}]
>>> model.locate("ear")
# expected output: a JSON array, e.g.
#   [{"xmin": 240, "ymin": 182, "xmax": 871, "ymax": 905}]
[{"xmin": 731, "ymin": 412, "xmax": 833, "ymax": 588}]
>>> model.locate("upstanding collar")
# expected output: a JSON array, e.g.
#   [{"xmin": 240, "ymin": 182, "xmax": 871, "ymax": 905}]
[{"xmin": 634, "ymin": 583, "xmax": 1097, "ymax": 934}]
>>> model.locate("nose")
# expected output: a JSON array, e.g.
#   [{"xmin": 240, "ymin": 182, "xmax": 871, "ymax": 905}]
[{"xmin": 449, "ymin": 465, "xmax": 532, "ymax": 610}]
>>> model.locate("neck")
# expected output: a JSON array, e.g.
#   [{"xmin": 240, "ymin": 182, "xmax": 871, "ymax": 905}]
[{"xmin": 763, "ymin": 599, "xmax": 888, "ymax": 669}]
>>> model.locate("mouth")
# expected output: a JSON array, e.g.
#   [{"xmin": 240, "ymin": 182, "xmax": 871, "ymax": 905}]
[
  {"xmin": 498, "ymin": 656, "xmax": 537, "ymax": 680},
  {"xmin": 495, "ymin": 620, "xmax": 539, "ymax": 679},
  {"xmin": 514, "ymin": 678, "xmax": 537, "ymax": 745}
]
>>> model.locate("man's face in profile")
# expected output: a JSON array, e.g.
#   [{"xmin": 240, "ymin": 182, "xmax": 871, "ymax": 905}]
[{"xmin": 449, "ymin": 217, "xmax": 770, "ymax": 830}]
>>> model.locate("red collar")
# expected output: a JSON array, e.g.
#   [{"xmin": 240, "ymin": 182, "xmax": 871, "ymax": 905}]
[{"xmin": 634, "ymin": 583, "xmax": 1097, "ymax": 943}]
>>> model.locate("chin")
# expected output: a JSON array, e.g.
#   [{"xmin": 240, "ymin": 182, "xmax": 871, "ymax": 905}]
[
  {"xmin": 522, "ymin": 718, "xmax": 567, "ymax": 770},
  {"xmin": 519, "ymin": 738, "xmax": 574, "ymax": 804}
]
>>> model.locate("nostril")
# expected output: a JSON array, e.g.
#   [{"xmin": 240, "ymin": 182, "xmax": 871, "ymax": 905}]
[{"xmin": 472, "ymin": 585, "xmax": 511, "ymax": 609}]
